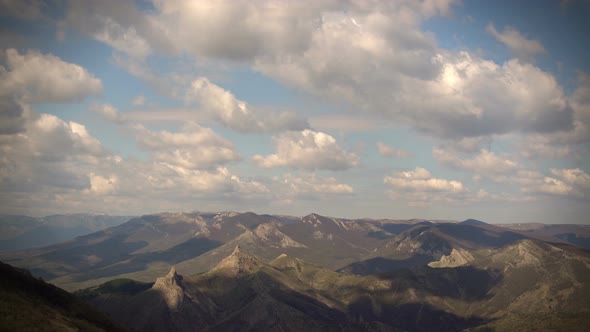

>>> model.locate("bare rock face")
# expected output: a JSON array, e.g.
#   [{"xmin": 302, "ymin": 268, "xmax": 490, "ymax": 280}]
[
  {"xmin": 152, "ymin": 266, "xmax": 186, "ymax": 310},
  {"xmin": 428, "ymin": 248, "xmax": 475, "ymax": 268},
  {"xmin": 212, "ymin": 245, "xmax": 264, "ymax": 276}
]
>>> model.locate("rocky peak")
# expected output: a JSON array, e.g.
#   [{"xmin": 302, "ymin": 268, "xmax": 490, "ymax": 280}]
[
  {"xmin": 212, "ymin": 245, "xmax": 264, "ymax": 276},
  {"xmin": 428, "ymin": 248, "xmax": 475, "ymax": 268},
  {"xmin": 152, "ymin": 266, "xmax": 186, "ymax": 310},
  {"xmin": 492, "ymin": 239, "xmax": 547, "ymax": 268}
]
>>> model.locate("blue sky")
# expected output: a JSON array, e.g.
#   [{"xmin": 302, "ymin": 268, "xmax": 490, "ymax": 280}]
[{"xmin": 0, "ymin": 0, "xmax": 589, "ymax": 223}]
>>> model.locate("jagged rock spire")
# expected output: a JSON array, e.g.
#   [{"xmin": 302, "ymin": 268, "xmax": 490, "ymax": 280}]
[
  {"xmin": 152, "ymin": 266, "xmax": 185, "ymax": 310},
  {"xmin": 212, "ymin": 245, "xmax": 263, "ymax": 276}
]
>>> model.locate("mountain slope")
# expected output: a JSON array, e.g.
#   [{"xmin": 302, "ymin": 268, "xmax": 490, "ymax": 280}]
[
  {"xmin": 341, "ymin": 221, "xmax": 528, "ymax": 275},
  {"xmin": 3, "ymin": 212, "xmax": 392, "ymax": 291},
  {"xmin": 0, "ymin": 261, "xmax": 129, "ymax": 332},
  {"xmin": 0, "ymin": 214, "xmax": 131, "ymax": 251}
]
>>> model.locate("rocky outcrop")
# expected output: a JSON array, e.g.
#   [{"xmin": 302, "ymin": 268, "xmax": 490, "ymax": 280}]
[
  {"xmin": 212, "ymin": 245, "xmax": 264, "ymax": 276},
  {"xmin": 428, "ymin": 248, "xmax": 475, "ymax": 268},
  {"xmin": 152, "ymin": 266, "xmax": 187, "ymax": 310},
  {"xmin": 253, "ymin": 223, "xmax": 307, "ymax": 248}
]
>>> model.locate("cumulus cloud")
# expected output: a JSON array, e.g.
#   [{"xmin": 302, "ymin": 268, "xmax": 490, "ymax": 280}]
[
  {"xmin": 0, "ymin": 98, "xmax": 27, "ymax": 134},
  {"xmin": 0, "ymin": 112, "xmax": 107, "ymax": 195},
  {"xmin": 513, "ymin": 71, "xmax": 590, "ymax": 159},
  {"xmin": 134, "ymin": 123, "xmax": 240, "ymax": 170},
  {"xmin": 276, "ymin": 173, "xmax": 353, "ymax": 196},
  {"xmin": 392, "ymin": 53, "xmax": 571, "ymax": 138},
  {"xmin": 384, "ymin": 167, "xmax": 467, "ymax": 205},
  {"xmin": 491, "ymin": 168, "xmax": 590, "ymax": 199},
  {"xmin": 253, "ymin": 129, "xmax": 359, "ymax": 170},
  {"xmin": 87, "ymin": 173, "xmax": 119, "ymax": 195},
  {"xmin": 0, "ymin": 111, "xmax": 271, "ymax": 215},
  {"xmin": 545, "ymin": 72, "xmax": 590, "ymax": 144},
  {"xmin": 486, "ymin": 23, "xmax": 545, "ymax": 61},
  {"xmin": 186, "ymin": 77, "xmax": 308, "ymax": 133},
  {"xmin": 376, "ymin": 142, "xmax": 411, "ymax": 158},
  {"xmin": 0, "ymin": 48, "xmax": 102, "ymax": 103},
  {"xmin": 136, "ymin": 164, "xmax": 268, "ymax": 194},
  {"xmin": 0, "ymin": 49, "xmax": 102, "ymax": 134},
  {"xmin": 433, "ymin": 148, "xmax": 519, "ymax": 175},
  {"xmin": 517, "ymin": 140, "xmax": 573, "ymax": 159},
  {"xmin": 254, "ymin": 13, "xmax": 570, "ymax": 139},
  {"xmin": 61, "ymin": 1, "xmax": 576, "ymax": 141},
  {"xmin": 89, "ymin": 103, "xmax": 127, "ymax": 123},
  {"xmin": 385, "ymin": 167, "xmax": 465, "ymax": 193},
  {"xmin": 93, "ymin": 16, "xmax": 151, "ymax": 59},
  {"xmin": 525, "ymin": 168, "xmax": 590, "ymax": 198}
]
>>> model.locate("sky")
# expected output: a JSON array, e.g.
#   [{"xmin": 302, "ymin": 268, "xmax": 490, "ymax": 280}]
[{"xmin": 0, "ymin": 0, "xmax": 589, "ymax": 223}]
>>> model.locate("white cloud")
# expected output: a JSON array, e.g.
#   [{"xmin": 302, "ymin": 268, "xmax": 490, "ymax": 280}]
[
  {"xmin": 89, "ymin": 103, "xmax": 127, "ymax": 123},
  {"xmin": 510, "ymin": 72, "xmax": 590, "ymax": 161},
  {"xmin": 493, "ymin": 168, "xmax": 590, "ymax": 198},
  {"xmin": 385, "ymin": 167, "xmax": 465, "ymax": 193},
  {"xmin": 59, "ymin": 1, "xmax": 577, "ymax": 142},
  {"xmin": 397, "ymin": 53, "xmax": 571, "ymax": 138},
  {"xmin": 486, "ymin": 23, "xmax": 545, "ymax": 61},
  {"xmin": 433, "ymin": 148, "xmax": 518, "ymax": 174},
  {"xmin": 255, "ymin": 12, "xmax": 569, "ymax": 139},
  {"xmin": 134, "ymin": 123, "xmax": 240, "ymax": 170},
  {"xmin": 0, "ymin": 48, "xmax": 102, "ymax": 103},
  {"xmin": 141, "ymin": 164, "xmax": 267, "ymax": 194},
  {"xmin": 376, "ymin": 142, "xmax": 411, "ymax": 158},
  {"xmin": 384, "ymin": 167, "xmax": 467, "ymax": 205},
  {"xmin": 517, "ymin": 140, "xmax": 573, "ymax": 159},
  {"xmin": 538, "ymin": 72, "xmax": 590, "ymax": 144},
  {"xmin": 524, "ymin": 176, "xmax": 578, "ymax": 197},
  {"xmin": 550, "ymin": 168, "xmax": 590, "ymax": 190},
  {"xmin": 0, "ymin": 111, "xmax": 271, "ymax": 215},
  {"xmin": 87, "ymin": 173, "xmax": 119, "ymax": 195},
  {"xmin": 186, "ymin": 77, "xmax": 308, "ymax": 133},
  {"xmin": 93, "ymin": 16, "xmax": 151, "ymax": 59},
  {"xmin": 0, "ymin": 113, "xmax": 107, "ymax": 194},
  {"xmin": 253, "ymin": 129, "xmax": 359, "ymax": 170},
  {"xmin": 0, "ymin": 49, "xmax": 102, "ymax": 134},
  {"xmin": 276, "ymin": 173, "xmax": 353, "ymax": 196},
  {"xmin": 61, "ymin": 1, "xmax": 575, "ymax": 142}
]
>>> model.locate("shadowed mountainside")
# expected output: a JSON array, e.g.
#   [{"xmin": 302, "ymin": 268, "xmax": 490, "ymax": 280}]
[
  {"xmin": 0, "ymin": 261, "xmax": 129, "ymax": 332},
  {"xmin": 81, "ymin": 240, "xmax": 590, "ymax": 332}
]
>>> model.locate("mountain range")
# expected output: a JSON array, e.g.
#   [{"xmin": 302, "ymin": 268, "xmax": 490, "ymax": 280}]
[
  {"xmin": 1, "ymin": 211, "xmax": 589, "ymax": 331},
  {"xmin": 77, "ymin": 240, "xmax": 590, "ymax": 331},
  {"xmin": 0, "ymin": 214, "xmax": 132, "ymax": 251}
]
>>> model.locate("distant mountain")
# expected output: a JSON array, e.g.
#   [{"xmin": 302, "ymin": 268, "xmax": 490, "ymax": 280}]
[
  {"xmin": 0, "ymin": 214, "xmax": 132, "ymax": 251},
  {"xmin": 81, "ymin": 241, "xmax": 590, "ymax": 332},
  {"xmin": 497, "ymin": 223, "xmax": 590, "ymax": 249},
  {"xmin": 3, "ymin": 211, "xmax": 588, "ymax": 297},
  {"xmin": 340, "ymin": 221, "xmax": 527, "ymax": 275},
  {"xmin": 460, "ymin": 218, "xmax": 488, "ymax": 226},
  {"xmin": 0, "ymin": 260, "xmax": 129, "ymax": 332},
  {"xmin": 2, "ymin": 212, "xmax": 392, "ymax": 291}
]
